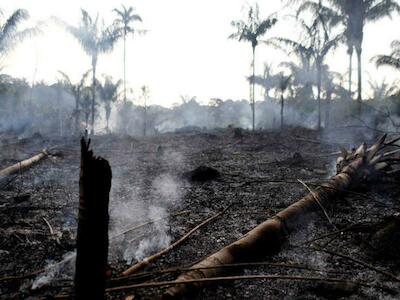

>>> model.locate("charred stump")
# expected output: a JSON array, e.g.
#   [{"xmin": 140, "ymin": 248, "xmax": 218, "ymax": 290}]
[{"xmin": 74, "ymin": 137, "xmax": 112, "ymax": 300}]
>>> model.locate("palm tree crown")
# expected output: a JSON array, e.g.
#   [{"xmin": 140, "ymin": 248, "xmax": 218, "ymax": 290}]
[
  {"xmin": 374, "ymin": 40, "xmax": 400, "ymax": 71},
  {"xmin": 229, "ymin": 4, "xmax": 277, "ymax": 131},
  {"xmin": 113, "ymin": 5, "xmax": 144, "ymax": 104},
  {"xmin": 113, "ymin": 5, "xmax": 142, "ymax": 37},
  {"xmin": 0, "ymin": 8, "xmax": 37, "ymax": 62}
]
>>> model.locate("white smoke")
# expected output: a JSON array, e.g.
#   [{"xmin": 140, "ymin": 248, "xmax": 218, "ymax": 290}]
[
  {"xmin": 122, "ymin": 173, "xmax": 183, "ymax": 264},
  {"xmin": 31, "ymin": 251, "xmax": 75, "ymax": 290}
]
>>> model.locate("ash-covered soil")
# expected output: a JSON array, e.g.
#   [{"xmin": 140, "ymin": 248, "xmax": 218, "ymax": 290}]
[{"xmin": 1, "ymin": 127, "xmax": 400, "ymax": 299}]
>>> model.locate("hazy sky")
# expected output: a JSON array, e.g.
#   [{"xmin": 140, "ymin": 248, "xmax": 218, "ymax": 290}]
[{"xmin": 3, "ymin": 0, "xmax": 400, "ymax": 107}]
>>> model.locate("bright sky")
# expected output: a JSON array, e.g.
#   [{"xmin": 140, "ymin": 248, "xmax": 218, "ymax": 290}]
[{"xmin": 3, "ymin": 0, "xmax": 400, "ymax": 107}]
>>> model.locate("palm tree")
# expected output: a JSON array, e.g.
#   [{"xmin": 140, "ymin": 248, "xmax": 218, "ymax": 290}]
[
  {"xmin": 0, "ymin": 8, "xmax": 38, "ymax": 64},
  {"xmin": 374, "ymin": 39, "xmax": 400, "ymax": 72},
  {"xmin": 113, "ymin": 5, "xmax": 143, "ymax": 104},
  {"xmin": 278, "ymin": 60, "xmax": 315, "ymax": 101},
  {"xmin": 331, "ymin": 0, "xmax": 399, "ymax": 113},
  {"xmin": 296, "ymin": 1, "xmax": 354, "ymax": 97},
  {"xmin": 276, "ymin": 73, "xmax": 292, "ymax": 128},
  {"xmin": 58, "ymin": 70, "xmax": 91, "ymax": 134},
  {"xmin": 271, "ymin": 15, "xmax": 341, "ymax": 129},
  {"xmin": 97, "ymin": 76, "xmax": 122, "ymax": 132},
  {"xmin": 229, "ymin": 4, "xmax": 277, "ymax": 131},
  {"xmin": 320, "ymin": 65, "xmax": 347, "ymax": 127},
  {"xmin": 62, "ymin": 9, "xmax": 119, "ymax": 134}
]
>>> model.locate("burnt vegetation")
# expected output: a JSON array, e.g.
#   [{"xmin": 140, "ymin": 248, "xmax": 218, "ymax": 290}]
[{"xmin": 1, "ymin": 1, "xmax": 400, "ymax": 300}]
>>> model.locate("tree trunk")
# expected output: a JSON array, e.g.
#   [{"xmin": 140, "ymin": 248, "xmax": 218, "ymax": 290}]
[
  {"xmin": 251, "ymin": 46, "xmax": 256, "ymax": 132},
  {"xmin": 317, "ymin": 62, "xmax": 322, "ymax": 130},
  {"xmin": 91, "ymin": 56, "xmax": 97, "ymax": 135},
  {"xmin": 348, "ymin": 49, "xmax": 353, "ymax": 100},
  {"xmin": 123, "ymin": 34, "xmax": 127, "ymax": 104},
  {"xmin": 75, "ymin": 138, "xmax": 112, "ymax": 300},
  {"xmin": 106, "ymin": 114, "xmax": 109, "ymax": 133},
  {"xmin": 163, "ymin": 136, "xmax": 393, "ymax": 299},
  {"xmin": 75, "ymin": 95, "xmax": 80, "ymax": 135},
  {"xmin": 356, "ymin": 47, "xmax": 362, "ymax": 115},
  {"xmin": 280, "ymin": 93, "xmax": 284, "ymax": 129}
]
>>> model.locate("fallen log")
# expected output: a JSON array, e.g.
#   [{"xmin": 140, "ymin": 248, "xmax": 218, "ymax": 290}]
[
  {"xmin": 74, "ymin": 138, "xmax": 112, "ymax": 300},
  {"xmin": 162, "ymin": 135, "xmax": 399, "ymax": 299},
  {"xmin": 0, "ymin": 149, "xmax": 48, "ymax": 186}
]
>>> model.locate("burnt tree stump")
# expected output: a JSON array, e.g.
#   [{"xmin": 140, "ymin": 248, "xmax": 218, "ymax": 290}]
[{"xmin": 74, "ymin": 137, "xmax": 112, "ymax": 300}]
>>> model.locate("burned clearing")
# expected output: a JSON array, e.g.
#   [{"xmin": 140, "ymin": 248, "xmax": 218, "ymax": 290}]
[{"xmin": 1, "ymin": 127, "xmax": 400, "ymax": 299}]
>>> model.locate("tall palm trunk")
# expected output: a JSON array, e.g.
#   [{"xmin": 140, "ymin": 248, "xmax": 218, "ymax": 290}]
[
  {"xmin": 317, "ymin": 62, "xmax": 322, "ymax": 130},
  {"xmin": 280, "ymin": 92, "xmax": 284, "ymax": 129},
  {"xmin": 91, "ymin": 55, "xmax": 97, "ymax": 135},
  {"xmin": 251, "ymin": 46, "xmax": 256, "ymax": 131},
  {"xmin": 75, "ymin": 96, "xmax": 80, "ymax": 135},
  {"xmin": 348, "ymin": 48, "xmax": 353, "ymax": 99},
  {"xmin": 123, "ymin": 33, "xmax": 127, "ymax": 104},
  {"xmin": 356, "ymin": 47, "xmax": 362, "ymax": 115},
  {"xmin": 106, "ymin": 115, "xmax": 109, "ymax": 133}
]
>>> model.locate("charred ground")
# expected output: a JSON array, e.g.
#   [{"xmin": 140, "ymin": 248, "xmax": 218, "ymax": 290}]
[{"xmin": 1, "ymin": 127, "xmax": 400, "ymax": 299}]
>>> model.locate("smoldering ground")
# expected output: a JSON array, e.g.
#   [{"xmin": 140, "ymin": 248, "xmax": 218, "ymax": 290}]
[{"xmin": 2, "ymin": 126, "xmax": 400, "ymax": 299}]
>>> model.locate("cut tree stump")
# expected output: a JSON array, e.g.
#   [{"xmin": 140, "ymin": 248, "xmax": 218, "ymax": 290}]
[
  {"xmin": 162, "ymin": 134, "xmax": 400, "ymax": 299},
  {"xmin": 74, "ymin": 138, "xmax": 112, "ymax": 300}
]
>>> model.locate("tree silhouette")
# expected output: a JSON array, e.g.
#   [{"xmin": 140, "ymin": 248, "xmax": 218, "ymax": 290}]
[
  {"xmin": 97, "ymin": 76, "xmax": 122, "ymax": 132},
  {"xmin": 296, "ymin": 1, "xmax": 354, "ymax": 97},
  {"xmin": 374, "ymin": 40, "xmax": 400, "ymax": 72},
  {"xmin": 113, "ymin": 5, "xmax": 144, "ymax": 104},
  {"xmin": 271, "ymin": 13, "xmax": 341, "ymax": 129},
  {"xmin": 276, "ymin": 73, "xmax": 292, "ymax": 128},
  {"xmin": 62, "ymin": 9, "xmax": 119, "ymax": 134},
  {"xmin": 229, "ymin": 4, "xmax": 277, "ymax": 131},
  {"xmin": 0, "ymin": 8, "xmax": 38, "ymax": 64},
  {"xmin": 330, "ymin": 0, "xmax": 399, "ymax": 114},
  {"xmin": 58, "ymin": 70, "xmax": 91, "ymax": 134}
]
